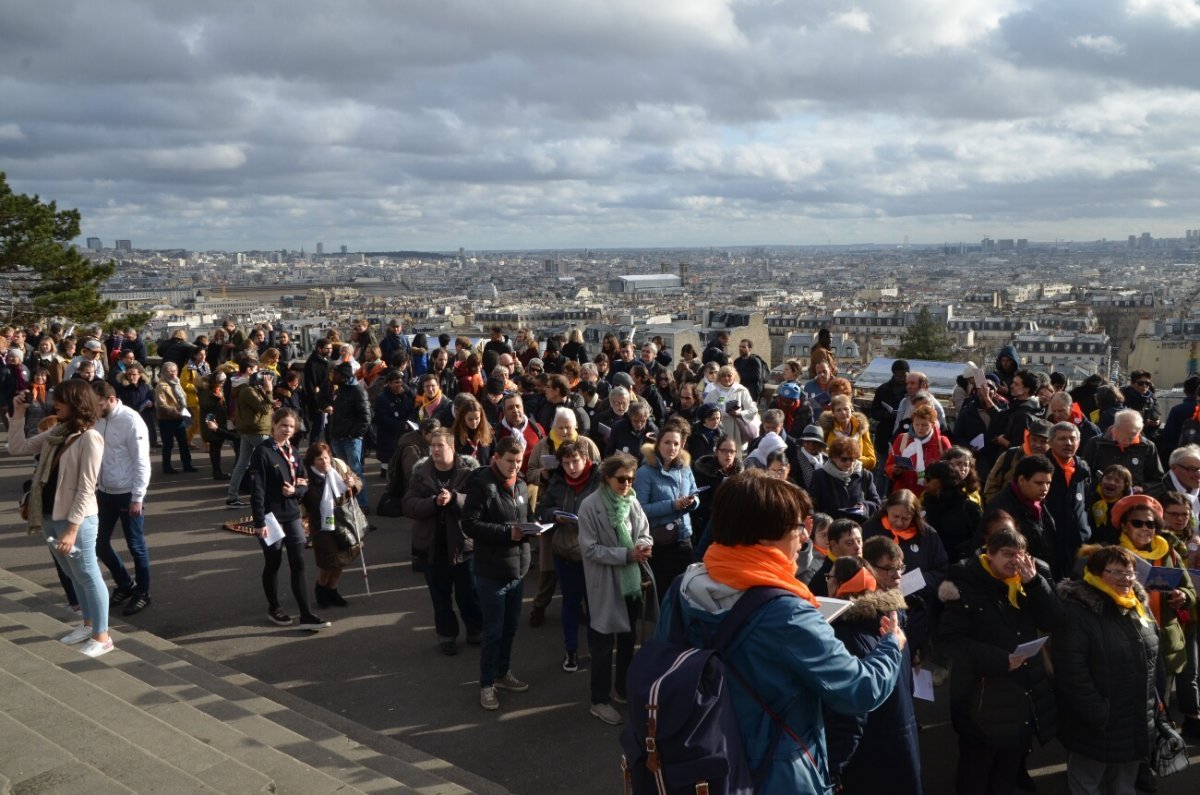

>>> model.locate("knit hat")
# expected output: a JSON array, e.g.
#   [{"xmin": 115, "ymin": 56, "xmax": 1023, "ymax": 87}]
[
  {"xmin": 697, "ymin": 403, "xmax": 722, "ymax": 422},
  {"xmin": 611, "ymin": 372, "xmax": 635, "ymax": 389},
  {"xmin": 332, "ymin": 362, "xmax": 354, "ymax": 379},
  {"xmin": 485, "ymin": 376, "xmax": 506, "ymax": 396},
  {"xmin": 891, "ymin": 359, "xmax": 910, "ymax": 374}
]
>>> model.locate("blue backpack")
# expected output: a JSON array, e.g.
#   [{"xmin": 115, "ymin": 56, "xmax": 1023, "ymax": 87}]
[{"xmin": 620, "ymin": 582, "xmax": 810, "ymax": 795}]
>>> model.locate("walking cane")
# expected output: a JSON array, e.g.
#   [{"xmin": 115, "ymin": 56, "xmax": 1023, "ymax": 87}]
[{"xmin": 357, "ymin": 531, "xmax": 371, "ymax": 595}]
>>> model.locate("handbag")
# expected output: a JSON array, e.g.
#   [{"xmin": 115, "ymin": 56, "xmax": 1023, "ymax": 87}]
[
  {"xmin": 550, "ymin": 519, "xmax": 581, "ymax": 561},
  {"xmin": 333, "ymin": 496, "xmax": 369, "ymax": 550},
  {"xmin": 1151, "ymin": 692, "xmax": 1190, "ymax": 778},
  {"xmin": 649, "ymin": 521, "xmax": 678, "ymax": 546}
]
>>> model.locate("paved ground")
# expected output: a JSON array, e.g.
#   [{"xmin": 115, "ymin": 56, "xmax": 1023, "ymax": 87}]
[{"xmin": 2, "ymin": 441, "xmax": 1199, "ymax": 794}]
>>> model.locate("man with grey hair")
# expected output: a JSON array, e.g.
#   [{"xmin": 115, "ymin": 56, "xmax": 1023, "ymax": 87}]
[
  {"xmin": 895, "ymin": 371, "xmax": 947, "ymax": 429},
  {"xmin": 1045, "ymin": 421, "xmax": 1092, "ymax": 569},
  {"xmin": 1081, "ymin": 408, "xmax": 1165, "ymax": 490},
  {"xmin": 1047, "ymin": 390, "xmax": 1100, "ymax": 447},
  {"xmin": 605, "ymin": 399, "xmax": 656, "ymax": 462},
  {"xmin": 1147, "ymin": 444, "xmax": 1200, "ymax": 519}
]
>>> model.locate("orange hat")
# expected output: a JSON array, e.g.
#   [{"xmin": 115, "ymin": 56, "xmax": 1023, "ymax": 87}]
[{"xmin": 1111, "ymin": 494, "xmax": 1163, "ymax": 528}]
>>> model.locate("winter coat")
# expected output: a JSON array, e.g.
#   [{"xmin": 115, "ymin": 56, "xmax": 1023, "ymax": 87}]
[
  {"xmin": 920, "ymin": 487, "xmax": 983, "ymax": 562},
  {"xmin": 808, "ymin": 465, "xmax": 881, "ymax": 523},
  {"xmin": 824, "ymin": 588, "xmax": 920, "ymax": 794},
  {"xmin": 819, "ymin": 411, "xmax": 877, "ymax": 472},
  {"xmin": 302, "ymin": 352, "xmax": 332, "ymax": 411},
  {"xmin": 248, "ymin": 438, "xmax": 307, "ymax": 527},
  {"xmin": 605, "ymin": 417, "xmax": 658, "ymax": 462},
  {"xmin": 985, "ymin": 484, "xmax": 1061, "ymax": 579},
  {"xmin": 1045, "ymin": 456, "xmax": 1093, "ymax": 570},
  {"xmin": 373, "ymin": 387, "xmax": 415, "ymax": 465},
  {"xmin": 1052, "ymin": 578, "xmax": 1158, "ymax": 764},
  {"xmin": 685, "ymin": 422, "xmax": 725, "ymax": 462},
  {"xmin": 733, "ymin": 353, "xmax": 770, "ymax": 401},
  {"xmin": 460, "ymin": 465, "xmax": 531, "ymax": 582},
  {"xmin": 704, "ymin": 383, "xmax": 760, "ymax": 449},
  {"xmin": 1081, "ymin": 431, "xmax": 1165, "ymax": 490},
  {"xmin": 983, "ymin": 446, "xmax": 1026, "ymax": 504},
  {"xmin": 234, "ymin": 382, "xmax": 274, "ymax": 436},
  {"xmin": 403, "ymin": 455, "xmax": 479, "ymax": 566},
  {"xmin": 577, "ymin": 487, "xmax": 655, "ymax": 634},
  {"xmin": 657, "ymin": 566, "xmax": 904, "ymax": 795},
  {"xmin": 869, "ymin": 376, "xmax": 909, "ymax": 455},
  {"xmin": 153, "ymin": 379, "xmax": 187, "ymax": 421},
  {"xmin": 991, "ymin": 396, "xmax": 1043, "ymax": 449},
  {"xmin": 526, "ymin": 432, "xmax": 601, "ymax": 491},
  {"xmin": 690, "ymin": 453, "xmax": 743, "ymax": 537},
  {"xmin": 991, "ymin": 344, "xmax": 1019, "ymax": 391},
  {"xmin": 633, "ymin": 445, "xmax": 699, "ymax": 542},
  {"xmin": 116, "ymin": 372, "xmax": 153, "ymax": 414},
  {"xmin": 885, "ymin": 427, "xmax": 951, "ymax": 497},
  {"xmin": 862, "ymin": 515, "xmax": 949, "ymax": 652},
  {"xmin": 196, "ymin": 385, "xmax": 228, "ymax": 444},
  {"xmin": 700, "ymin": 340, "xmax": 728, "ymax": 367},
  {"xmin": 939, "ymin": 558, "xmax": 1061, "ymax": 749},
  {"xmin": 328, "ymin": 381, "xmax": 371, "ymax": 440},
  {"xmin": 534, "ymin": 392, "xmax": 590, "ymax": 437}
]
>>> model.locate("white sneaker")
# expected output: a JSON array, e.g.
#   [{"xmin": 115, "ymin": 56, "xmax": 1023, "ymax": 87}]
[
  {"xmin": 480, "ymin": 686, "xmax": 499, "ymax": 711},
  {"xmin": 80, "ymin": 638, "xmax": 114, "ymax": 658},
  {"xmin": 590, "ymin": 702, "xmax": 624, "ymax": 725},
  {"xmin": 59, "ymin": 624, "xmax": 92, "ymax": 645}
]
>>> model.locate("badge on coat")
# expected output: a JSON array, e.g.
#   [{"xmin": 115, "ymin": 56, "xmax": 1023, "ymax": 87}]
[{"xmin": 1132, "ymin": 457, "xmax": 1139, "ymax": 465}]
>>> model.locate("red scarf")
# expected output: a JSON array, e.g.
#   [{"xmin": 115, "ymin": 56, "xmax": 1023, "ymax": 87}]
[
  {"xmin": 491, "ymin": 460, "xmax": 518, "ymax": 491},
  {"xmin": 1009, "ymin": 481, "xmax": 1043, "ymax": 521},
  {"xmin": 882, "ymin": 515, "xmax": 918, "ymax": 542},
  {"xmin": 565, "ymin": 459, "xmax": 594, "ymax": 493}
]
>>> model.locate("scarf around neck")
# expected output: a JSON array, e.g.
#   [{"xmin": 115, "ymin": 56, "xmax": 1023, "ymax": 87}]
[
  {"xmin": 703, "ymin": 543, "xmax": 820, "ymax": 607},
  {"xmin": 490, "ymin": 460, "xmax": 518, "ymax": 491},
  {"xmin": 1052, "ymin": 452, "xmax": 1076, "ymax": 486},
  {"xmin": 882, "ymin": 515, "xmax": 918, "ymax": 542},
  {"xmin": 1119, "ymin": 532, "xmax": 1170, "ymax": 562},
  {"xmin": 27, "ymin": 423, "xmax": 75, "ymax": 533},
  {"xmin": 600, "ymin": 484, "xmax": 642, "ymax": 599},
  {"xmin": 549, "ymin": 426, "xmax": 577, "ymax": 449},
  {"xmin": 980, "ymin": 553, "xmax": 1025, "ymax": 609},
  {"xmin": 900, "ymin": 430, "xmax": 934, "ymax": 484},
  {"xmin": 565, "ymin": 459, "xmax": 594, "ymax": 492},
  {"xmin": 821, "ymin": 457, "xmax": 861, "ymax": 485},
  {"xmin": 1083, "ymin": 570, "xmax": 1146, "ymax": 618}
]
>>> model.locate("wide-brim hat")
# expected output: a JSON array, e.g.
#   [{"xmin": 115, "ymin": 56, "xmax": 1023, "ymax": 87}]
[
  {"xmin": 1111, "ymin": 494, "xmax": 1163, "ymax": 528},
  {"xmin": 798, "ymin": 424, "xmax": 827, "ymax": 446}
]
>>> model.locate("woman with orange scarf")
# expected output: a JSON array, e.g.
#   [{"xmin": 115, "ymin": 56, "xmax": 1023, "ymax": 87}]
[{"xmin": 653, "ymin": 470, "xmax": 906, "ymax": 793}]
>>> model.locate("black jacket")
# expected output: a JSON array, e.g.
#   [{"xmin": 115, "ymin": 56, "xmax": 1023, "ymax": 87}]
[
  {"xmin": 461, "ymin": 466, "xmax": 531, "ymax": 581},
  {"xmin": 1052, "ymin": 579, "xmax": 1158, "ymax": 763},
  {"xmin": 733, "ymin": 354, "xmax": 769, "ymax": 401},
  {"xmin": 690, "ymin": 453, "xmax": 743, "ymax": 536},
  {"xmin": 249, "ymin": 438, "xmax": 307, "ymax": 527},
  {"xmin": 938, "ymin": 558, "xmax": 1061, "ymax": 749},
  {"xmin": 605, "ymin": 417, "xmax": 658, "ymax": 462},
  {"xmin": 328, "ymin": 381, "xmax": 371, "ymax": 440},
  {"xmin": 862, "ymin": 515, "xmax": 949, "ymax": 652},
  {"xmin": 808, "ymin": 466, "xmax": 881, "ymax": 523},
  {"xmin": 985, "ymin": 484, "xmax": 1061, "ymax": 579},
  {"xmin": 1045, "ymin": 456, "xmax": 1093, "ymax": 570},
  {"xmin": 870, "ymin": 377, "xmax": 909, "ymax": 455},
  {"xmin": 373, "ymin": 387, "xmax": 415, "ymax": 465},
  {"xmin": 920, "ymin": 487, "xmax": 983, "ymax": 563},
  {"xmin": 701, "ymin": 341, "xmax": 728, "ymax": 367},
  {"xmin": 303, "ymin": 352, "xmax": 332, "ymax": 411},
  {"xmin": 535, "ymin": 392, "xmax": 590, "ymax": 437},
  {"xmin": 404, "ymin": 455, "xmax": 479, "ymax": 566},
  {"xmin": 535, "ymin": 464, "xmax": 603, "ymax": 562}
]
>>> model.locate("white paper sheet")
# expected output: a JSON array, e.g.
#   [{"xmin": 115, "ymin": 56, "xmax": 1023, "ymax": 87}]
[
  {"xmin": 263, "ymin": 512, "xmax": 285, "ymax": 545},
  {"xmin": 912, "ymin": 668, "xmax": 935, "ymax": 702},
  {"xmin": 1013, "ymin": 636, "xmax": 1049, "ymax": 658},
  {"xmin": 900, "ymin": 567, "xmax": 927, "ymax": 597},
  {"xmin": 815, "ymin": 597, "xmax": 853, "ymax": 622},
  {"xmin": 515, "ymin": 522, "xmax": 555, "ymax": 536}
]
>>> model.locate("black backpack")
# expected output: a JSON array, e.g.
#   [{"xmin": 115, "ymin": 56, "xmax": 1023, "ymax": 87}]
[{"xmin": 620, "ymin": 582, "xmax": 816, "ymax": 795}]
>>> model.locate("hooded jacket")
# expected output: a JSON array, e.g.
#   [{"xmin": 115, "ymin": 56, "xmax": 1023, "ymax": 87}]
[
  {"xmin": 633, "ymin": 443, "xmax": 698, "ymax": 541},
  {"xmin": 818, "ymin": 410, "xmax": 876, "ymax": 472}
]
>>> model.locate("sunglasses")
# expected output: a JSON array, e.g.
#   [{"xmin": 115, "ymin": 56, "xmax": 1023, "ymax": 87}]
[
  {"xmin": 1124, "ymin": 518, "xmax": 1158, "ymax": 530},
  {"xmin": 611, "ymin": 475, "xmax": 635, "ymax": 485},
  {"xmin": 1135, "ymin": 381, "xmax": 1152, "ymax": 387}
]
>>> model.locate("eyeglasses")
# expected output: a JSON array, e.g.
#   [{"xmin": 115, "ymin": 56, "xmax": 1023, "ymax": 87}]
[
  {"xmin": 1173, "ymin": 463, "xmax": 1200, "ymax": 474},
  {"xmin": 1124, "ymin": 518, "xmax": 1158, "ymax": 530},
  {"xmin": 835, "ymin": 456, "xmax": 856, "ymax": 463},
  {"xmin": 872, "ymin": 563, "xmax": 905, "ymax": 575},
  {"xmin": 1102, "ymin": 569, "xmax": 1137, "ymax": 581},
  {"xmin": 611, "ymin": 475, "xmax": 635, "ymax": 485}
]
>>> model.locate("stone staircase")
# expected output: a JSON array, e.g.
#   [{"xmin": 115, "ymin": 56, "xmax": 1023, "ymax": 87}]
[{"xmin": 0, "ymin": 567, "xmax": 506, "ymax": 795}]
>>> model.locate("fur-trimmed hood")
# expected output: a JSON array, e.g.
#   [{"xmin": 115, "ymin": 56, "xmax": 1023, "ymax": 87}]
[
  {"xmin": 838, "ymin": 587, "xmax": 907, "ymax": 622},
  {"xmin": 1057, "ymin": 577, "xmax": 1149, "ymax": 616},
  {"xmin": 641, "ymin": 442, "xmax": 691, "ymax": 470},
  {"xmin": 817, "ymin": 410, "xmax": 869, "ymax": 437}
]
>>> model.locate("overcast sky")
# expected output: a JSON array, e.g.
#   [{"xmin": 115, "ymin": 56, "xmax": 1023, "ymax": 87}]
[{"xmin": 2, "ymin": 0, "xmax": 1199, "ymax": 251}]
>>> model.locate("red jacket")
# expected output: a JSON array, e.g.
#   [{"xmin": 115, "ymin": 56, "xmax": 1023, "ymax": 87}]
[{"xmin": 886, "ymin": 428, "xmax": 951, "ymax": 496}]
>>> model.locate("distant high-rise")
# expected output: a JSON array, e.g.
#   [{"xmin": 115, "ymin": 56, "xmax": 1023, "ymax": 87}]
[
  {"xmin": 115, "ymin": 239, "xmax": 132, "ymax": 251},
  {"xmin": 340, "ymin": 244, "xmax": 347, "ymax": 255},
  {"xmin": 316, "ymin": 242, "xmax": 324, "ymax": 255},
  {"xmin": 86, "ymin": 237, "xmax": 102, "ymax": 251},
  {"xmin": 1139, "ymin": 232, "xmax": 1152, "ymax": 249},
  {"xmin": 1128, "ymin": 235, "xmax": 1137, "ymax": 248}
]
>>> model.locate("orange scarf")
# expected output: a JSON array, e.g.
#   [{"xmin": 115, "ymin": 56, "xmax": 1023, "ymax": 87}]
[
  {"xmin": 1052, "ymin": 452, "xmax": 1075, "ymax": 486},
  {"xmin": 882, "ymin": 515, "xmax": 918, "ymax": 542},
  {"xmin": 835, "ymin": 567, "xmax": 877, "ymax": 598},
  {"xmin": 31, "ymin": 383, "xmax": 46, "ymax": 403},
  {"xmin": 1021, "ymin": 429, "xmax": 1035, "ymax": 456},
  {"xmin": 1116, "ymin": 434, "xmax": 1142, "ymax": 452},
  {"xmin": 703, "ymin": 543, "xmax": 819, "ymax": 607}
]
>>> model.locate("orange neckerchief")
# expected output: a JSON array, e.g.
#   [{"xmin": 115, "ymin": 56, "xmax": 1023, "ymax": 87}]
[
  {"xmin": 1052, "ymin": 452, "xmax": 1076, "ymax": 485},
  {"xmin": 703, "ymin": 543, "xmax": 820, "ymax": 607},
  {"xmin": 882, "ymin": 515, "xmax": 918, "ymax": 542},
  {"xmin": 1116, "ymin": 434, "xmax": 1142, "ymax": 452},
  {"xmin": 31, "ymin": 383, "xmax": 47, "ymax": 403},
  {"xmin": 835, "ymin": 567, "xmax": 877, "ymax": 598},
  {"xmin": 415, "ymin": 387, "xmax": 443, "ymax": 410},
  {"xmin": 1021, "ymin": 429, "xmax": 1035, "ymax": 456}
]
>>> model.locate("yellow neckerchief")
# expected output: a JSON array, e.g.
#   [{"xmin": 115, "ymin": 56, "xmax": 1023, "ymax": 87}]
[
  {"xmin": 1119, "ymin": 532, "xmax": 1170, "ymax": 561},
  {"xmin": 1082, "ymin": 570, "xmax": 1146, "ymax": 618},
  {"xmin": 549, "ymin": 427, "xmax": 577, "ymax": 448},
  {"xmin": 980, "ymin": 554, "xmax": 1025, "ymax": 609}
]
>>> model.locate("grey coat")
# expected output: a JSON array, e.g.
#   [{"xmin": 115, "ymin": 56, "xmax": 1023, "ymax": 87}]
[{"xmin": 578, "ymin": 489, "xmax": 657, "ymax": 635}]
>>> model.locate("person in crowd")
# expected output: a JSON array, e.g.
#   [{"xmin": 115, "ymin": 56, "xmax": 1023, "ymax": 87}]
[
  {"xmin": 991, "ymin": 369, "xmax": 1046, "ymax": 454},
  {"xmin": 413, "ymin": 371, "xmax": 453, "ymax": 427},
  {"xmin": 656, "ymin": 470, "xmax": 906, "ymax": 791},
  {"xmin": 701, "ymin": 330, "xmax": 730, "ymax": 367},
  {"xmin": 939, "ymin": 527, "xmax": 1061, "ymax": 795},
  {"xmin": 1053, "ymin": 546, "xmax": 1158, "ymax": 794},
  {"xmin": 1088, "ymin": 464, "xmax": 1133, "ymax": 544},
  {"xmin": 732, "ymin": 338, "xmax": 769, "ymax": 403},
  {"xmin": 373, "ymin": 370, "xmax": 414, "ymax": 478},
  {"xmin": 824, "ymin": 556, "xmax": 920, "ymax": 794},
  {"xmin": 427, "ymin": 346, "xmax": 456, "ymax": 398},
  {"xmin": 869, "ymin": 359, "xmax": 910, "ymax": 462},
  {"xmin": 1081, "ymin": 408, "xmax": 1165, "ymax": 491},
  {"xmin": 300, "ymin": 442, "xmax": 363, "ymax": 609},
  {"xmin": 153, "ymin": 361, "xmax": 197, "ymax": 475},
  {"xmin": 31, "ymin": 336, "xmax": 67, "ymax": 385},
  {"xmin": 703, "ymin": 364, "xmax": 760, "ymax": 450},
  {"xmin": 1157, "ymin": 490, "xmax": 1200, "ymax": 739},
  {"xmin": 984, "ymin": 418, "xmax": 1053, "ymax": 503},
  {"xmin": 1, "ymin": 348, "xmax": 29, "ymax": 417},
  {"xmin": 250, "ymin": 408, "xmax": 329, "ymax": 630},
  {"xmin": 462, "ymin": 436, "xmax": 533, "ymax": 711},
  {"xmin": 743, "ymin": 430, "xmax": 785, "ymax": 471},
  {"xmin": 90, "ymin": 381, "xmax": 153, "ymax": 616},
  {"xmin": 885, "ymin": 403, "xmax": 950, "ymax": 498},
  {"xmin": 606, "ymin": 400, "xmax": 657, "ymax": 462},
  {"xmin": 1045, "ymin": 421, "xmax": 1094, "ymax": 569},
  {"xmin": 197, "ymin": 372, "xmax": 238, "ymax": 481},
  {"xmin": 327, "ymin": 362, "xmax": 371, "ymax": 509},
  {"xmin": 990, "ymin": 344, "xmax": 1020, "ymax": 395},
  {"xmin": 20, "ymin": 367, "xmax": 55, "ymax": 437},
  {"xmin": 379, "ymin": 319, "xmax": 411, "ymax": 366},
  {"xmin": 803, "ymin": 359, "xmax": 834, "ymax": 418},
  {"xmin": 535, "ymin": 373, "xmax": 589, "ymax": 436},
  {"xmin": 820, "ymin": 394, "xmax": 875, "ymax": 471},
  {"xmin": 792, "ymin": 424, "xmax": 828, "ymax": 492},
  {"xmin": 1161, "ymin": 375, "xmax": 1200, "ymax": 457},
  {"xmin": 1149, "ymin": 444, "xmax": 1200, "ymax": 518},
  {"xmin": 634, "ymin": 421, "xmax": 698, "ymax": 600},
  {"xmin": 355, "ymin": 344, "xmax": 387, "ymax": 398},
  {"xmin": 9, "ymin": 381, "xmax": 112, "ymax": 657},
  {"xmin": 226, "ymin": 368, "xmax": 275, "ymax": 509},
  {"xmin": 1048, "ymin": 390, "xmax": 1101, "ymax": 449},
  {"xmin": 984, "ymin": 454, "xmax": 1061, "ymax": 578},
  {"xmin": 770, "ymin": 380, "xmax": 812, "ymax": 438},
  {"xmin": 628, "ymin": 365, "xmax": 666, "ymax": 425},
  {"xmin": 483, "ymin": 326, "xmax": 514, "ymax": 362},
  {"xmin": 450, "ymin": 393, "xmax": 494, "ymax": 468},
  {"xmin": 64, "ymin": 338, "xmax": 107, "ymax": 381},
  {"xmin": 493, "ymin": 392, "xmax": 545, "ymax": 477},
  {"xmin": 181, "ymin": 345, "xmax": 210, "ymax": 448},
  {"xmin": 685, "ymin": 402, "xmax": 725, "ymax": 461},
  {"xmin": 691, "ymin": 434, "xmax": 742, "ymax": 538},
  {"xmin": 1092, "ymin": 384, "xmax": 1125, "ymax": 432},
  {"xmin": 809, "ymin": 518, "xmax": 865, "ymax": 598},
  {"xmin": 862, "ymin": 535, "xmax": 905, "ymax": 592},
  {"xmin": 863, "ymin": 489, "xmax": 948, "ymax": 660},
  {"xmin": 809, "ymin": 436, "xmax": 881, "ymax": 522},
  {"xmin": 672, "ymin": 342, "xmax": 701, "ymax": 387},
  {"xmin": 560, "ymin": 328, "xmax": 587, "ymax": 364},
  {"xmin": 302, "ymin": 338, "xmax": 333, "ymax": 445},
  {"xmin": 409, "ymin": 333, "xmax": 431, "ymax": 378},
  {"xmin": 1121, "ymin": 370, "xmax": 1162, "ymax": 441},
  {"xmin": 534, "ymin": 440, "xmax": 604, "ymax": 674},
  {"xmin": 116, "ymin": 363, "xmax": 157, "ymax": 448},
  {"xmin": 651, "ymin": 370, "xmax": 675, "ymax": 419},
  {"xmin": 72, "ymin": 359, "xmax": 98, "ymax": 383},
  {"xmin": 920, "ymin": 454, "xmax": 984, "ymax": 563},
  {"xmin": 894, "ymin": 371, "xmax": 948, "ymax": 429}
]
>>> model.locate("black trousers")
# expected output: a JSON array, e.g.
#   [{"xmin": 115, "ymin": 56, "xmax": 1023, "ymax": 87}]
[
  {"xmin": 588, "ymin": 597, "xmax": 639, "ymax": 705},
  {"xmin": 649, "ymin": 538, "xmax": 693, "ymax": 605},
  {"xmin": 955, "ymin": 734, "xmax": 1023, "ymax": 795}
]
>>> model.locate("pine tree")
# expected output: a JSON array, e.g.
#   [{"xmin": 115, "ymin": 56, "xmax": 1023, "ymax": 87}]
[
  {"xmin": 896, "ymin": 306, "xmax": 957, "ymax": 361},
  {"xmin": 0, "ymin": 172, "xmax": 116, "ymax": 324}
]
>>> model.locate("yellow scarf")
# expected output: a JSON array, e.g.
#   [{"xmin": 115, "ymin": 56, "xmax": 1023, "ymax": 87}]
[
  {"xmin": 1083, "ymin": 570, "xmax": 1147, "ymax": 618},
  {"xmin": 980, "ymin": 554, "xmax": 1025, "ymax": 609},
  {"xmin": 1119, "ymin": 533, "xmax": 1170, "ymax": 561},
  {"xmin": 549, "ymin": 427, "xmax": 577, "ymax": 448}
]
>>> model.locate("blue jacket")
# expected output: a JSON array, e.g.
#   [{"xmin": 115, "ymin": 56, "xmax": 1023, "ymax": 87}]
[
  {"xmin": 1162, "ymin": 396, "xmax": 1198, "ymax": 455},
  {"xmin": 656, "ymin": 567, "xmax": 903, "ymax": 794},
  {"xmin": 633, "ymin": 445, "xmax": 698, "ymax": 541}
]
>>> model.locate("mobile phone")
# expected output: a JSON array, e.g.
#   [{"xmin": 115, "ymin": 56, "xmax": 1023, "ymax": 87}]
[{"xmin": 205, "ymin": 413, "xmax": 216, "ymax": 423}]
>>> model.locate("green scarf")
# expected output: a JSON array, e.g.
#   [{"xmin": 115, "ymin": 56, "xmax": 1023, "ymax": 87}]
[{"xmin": 600, "ymin": 484, "xmax": 642, "ymax": 599}]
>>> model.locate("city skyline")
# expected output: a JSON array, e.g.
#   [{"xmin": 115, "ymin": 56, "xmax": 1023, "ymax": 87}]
[{"xmin": 3, "ymin": 0, "xmax": 1199, "ymax": 251}]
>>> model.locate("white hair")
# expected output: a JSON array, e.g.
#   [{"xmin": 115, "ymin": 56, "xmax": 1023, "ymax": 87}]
[
  {"xmin": 553, "ymin": 406, "xmax": 577, "ymax": 427},
  {"xmin": 1113, "ymin": 408, "xmax": 1143, "ymax": 431}
]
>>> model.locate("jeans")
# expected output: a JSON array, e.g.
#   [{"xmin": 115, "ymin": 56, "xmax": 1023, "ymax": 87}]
[
  {"xmin": 95, "ymin": 491, "xmax": 150, "ymax": 596},
  {"xmin": 227, "ymin": 434, "xmax": 268, "ymax": 500},
  {"xmin": 422, "ymin": 554, "xmax": 482, "ymax": 641},
  {"xmin": 43, "ymin": 515, "xmax": 107, "ymax": 635},
  {"xmin": 589, "ymin": 597, "xmax": 639, "ymax": 704},
  {"xmin": 554, "ymin": 557, "xmax": 586, "ymax": 653},
  {"xmin": 307, "ymin": 408, "xmax": 327, "ymax": 445},
  {"xmin": 475, "ymin": 575, "xmax": 523, "ymax": 687},
  {"xmin": 158, "ymin": 418, "xmax": 192, "ymax": 470},
  {"xmin": 259, "ymin": 516, "xmax": 314, "ymax": 618},
  {"xmin": 330, "ymin": 437, "xmax": 368, "ymax": 508}
]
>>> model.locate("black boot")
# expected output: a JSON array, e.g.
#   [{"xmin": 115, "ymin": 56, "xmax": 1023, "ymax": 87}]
[
  {"xmin": 326, "ymin": 588, "xmax": 349, "ymax": 607},
  {"xmin": 314, "ymin": 584, "xmax": 331, "ymax": 609}
]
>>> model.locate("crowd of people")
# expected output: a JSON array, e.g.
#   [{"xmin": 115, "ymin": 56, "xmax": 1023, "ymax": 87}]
[{"xmin": 5, "ymin": 317, "xmax": 1200, "ymax": 793}]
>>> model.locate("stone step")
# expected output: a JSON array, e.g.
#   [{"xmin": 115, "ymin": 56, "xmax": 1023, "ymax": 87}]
[
  {"xmin": 0, "ymin": 568, "xmax": 498, "ymax": 794},
  {"xmin": 0, "ymin": 710, "xmax": 133, "ymax": 795}
]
